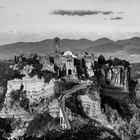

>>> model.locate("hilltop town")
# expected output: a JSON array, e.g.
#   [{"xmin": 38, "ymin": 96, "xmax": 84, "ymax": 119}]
[{"xmin": 0, "ymin": 37, "xmax": 139, "ymax": 140}]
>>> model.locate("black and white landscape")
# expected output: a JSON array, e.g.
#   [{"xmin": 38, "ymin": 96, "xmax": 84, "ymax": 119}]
[{"xmin": 0, "ymin": 0, "xmax": 140, "ymax": 140}]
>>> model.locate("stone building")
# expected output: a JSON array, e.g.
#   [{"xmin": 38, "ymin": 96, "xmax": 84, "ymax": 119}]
[
  {"xmin": 62, "ymin": 51, "xmax": 77, "ymax": 76},
  {"xmin": 51, "ymin": 37, "xmax": 96, "ymax": 78}
]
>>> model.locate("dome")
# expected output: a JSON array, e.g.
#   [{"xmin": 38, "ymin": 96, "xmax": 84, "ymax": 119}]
[{"xmin": 63, "ymin": 51, "xmax": 77, "ymax": 58}]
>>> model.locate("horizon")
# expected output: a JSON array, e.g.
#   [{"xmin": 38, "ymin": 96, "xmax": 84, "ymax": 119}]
[
  {"xmin": 0, "ymin": 36, "xmax": 140, "ymax": 63},
  {"xmin": 0, "ymin": 35, "xmax": 140, "ymax": 46},
  {"xmin": 0, "ymin": 0, "xmax": 140, "ymax": 45}
]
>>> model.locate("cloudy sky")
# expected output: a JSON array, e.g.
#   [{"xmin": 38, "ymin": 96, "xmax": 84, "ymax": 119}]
[{"xmin": 0, "ymin": 0, "xmax": 140, "ymax": 44}]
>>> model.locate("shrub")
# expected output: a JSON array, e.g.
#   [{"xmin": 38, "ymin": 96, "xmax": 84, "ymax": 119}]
[
  {"xmin": 24, "ymin": 122, "xmax": 121, "ymax": 140},
  {"xmin": 25, "ymin": 111, "xmax": 53, "ymax": 137},
  {"xmin": 10, "ymin": 87, "xmax": 30, "ymax": 111},
  {"xmin": 98, "ymin": 55, "xmax": 106, "ymax": 65}
]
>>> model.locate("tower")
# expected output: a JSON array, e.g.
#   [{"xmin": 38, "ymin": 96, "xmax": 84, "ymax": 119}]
[{"xmin": 54, "ymin": 37, "xmax": 60, "ymax": 54}]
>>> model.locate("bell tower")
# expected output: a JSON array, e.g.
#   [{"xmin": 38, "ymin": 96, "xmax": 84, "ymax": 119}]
[{"xmin": 54, "ymin": 37, "xmax": 60, "ymax": 54}]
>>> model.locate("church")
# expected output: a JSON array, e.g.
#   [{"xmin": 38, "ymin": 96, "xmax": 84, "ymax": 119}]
[{"xmin": 51, "ymin": 37, "xmax": 95, "ymax": 78}]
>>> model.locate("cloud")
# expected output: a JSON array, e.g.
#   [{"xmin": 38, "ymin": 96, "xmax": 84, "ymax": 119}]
[
  {"xmin": 16, "ymin": 13, "xmax": 21, "ymax": 16},
  {"xmin": 110, "ymin": 17, "xmax": 123, "ymax": 20},
  {"xmin": 102, "ymin": 11, "xmax": 113, "ymax": 15},
  {"xmin": 117, "ymin": 12, "xmax": 124, "ymax": 14},
  {"xmin": 51, "ymin": 10, "xmax": 114, "ymax": 16},
  {"xmin": 0, "ymin": 5, "xmax": 5, "ymax": 9}
]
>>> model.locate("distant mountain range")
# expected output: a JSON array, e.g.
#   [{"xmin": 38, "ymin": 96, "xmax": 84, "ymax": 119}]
[{"xmin": 0, "ymin": 37, "xmax": 140, "ymax": 62}]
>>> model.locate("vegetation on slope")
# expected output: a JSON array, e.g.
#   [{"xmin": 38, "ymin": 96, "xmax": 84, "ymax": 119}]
[
  {"xmin": 9, "ymin": 85, "xmax": 29, "ymax": 111},
  {"xmin": 0, "ymin": 53, "xmax": 139, "ymax": 140},
  {"xmin": 101, "ymin": 92, "xmax": 140, "ymax": 140},
  {"xmin": 23, "ymin": 122, "xmax": 121, "ymax": 140},
  {"xmin": 25, "ymin": 111, "xmax": 59, "ymax": 137},
  {"xmin": 0, "ymin": 61, "xmax": 14, "ymax": 110},
  {"xmin": 0, "ymin": 118, "xmax": 13, "ymax": 139},
  {"xmin": 103, "ymin": 104, "xmax": 140, "ymax": 140}
]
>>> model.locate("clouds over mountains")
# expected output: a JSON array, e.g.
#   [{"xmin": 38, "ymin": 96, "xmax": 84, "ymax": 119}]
[
  {"xmin": 110, "ymin": 17, "xmax": 123, "ymax": 20},
  {"xmin": 51, "ymin": 10, "xmax": 117, "ymax": 16}
]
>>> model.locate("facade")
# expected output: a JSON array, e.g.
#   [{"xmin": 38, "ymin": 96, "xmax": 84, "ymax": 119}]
[
  {"xmin": 52, "ymin": 38, "xmax": 96, "ymax": 78},
  {"xmin": 53, "ymin": 50, "xmax": 77, "ymax": 76},
  {"xmin": 62, "ymin": 51, "xmax": 77, "ymax": 76}
]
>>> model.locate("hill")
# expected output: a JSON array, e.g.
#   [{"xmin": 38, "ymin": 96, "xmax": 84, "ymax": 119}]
[{"xmin": 0, "ymin": 37, "xmax": 140, "ymax": 62}]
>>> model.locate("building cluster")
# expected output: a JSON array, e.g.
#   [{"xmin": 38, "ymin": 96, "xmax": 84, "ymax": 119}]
[
  {"xmin": 1, "ymin": 37, "xmax": 131, "ymax": 129},
  {"xmin": 50, "ymin": 37, "xmax": 95, "ymax": 79}
]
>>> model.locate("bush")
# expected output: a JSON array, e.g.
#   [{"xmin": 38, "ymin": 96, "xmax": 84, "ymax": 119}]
[
  {"xmin": 25, "ymin": 111, "xmax": 53, "ymax": 137},
  {"xmin": 10, "ymin": 90, "xmax": 21, "ymax": 108},
  {"xmin": 10, "ymin": 87, "xmax": 30, "ymax": 111},
  {"xmin": 0, "ymin": 118, "xmax": 12, "ymax": 139},
  {"xmin": 98, "ymin": 55, "xmax": 106, "ymax": 65},
  {"xmin": 100, "ymin": 94, "xmax": 133, "ymax": 121},
  {"xmin": 65, "ymin": 93, "xmax": 88, "ymax": 118},
  {"xmin": 103, "ymin": 103, "xmax": 140, "ymax": 140},
  {"xmin": 24, "ymin": 122, "xmax": 121, "ymax": 140},
  {"xmin": 20, "ymin": 94, "xmax": 30, "ymax": 111}
]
